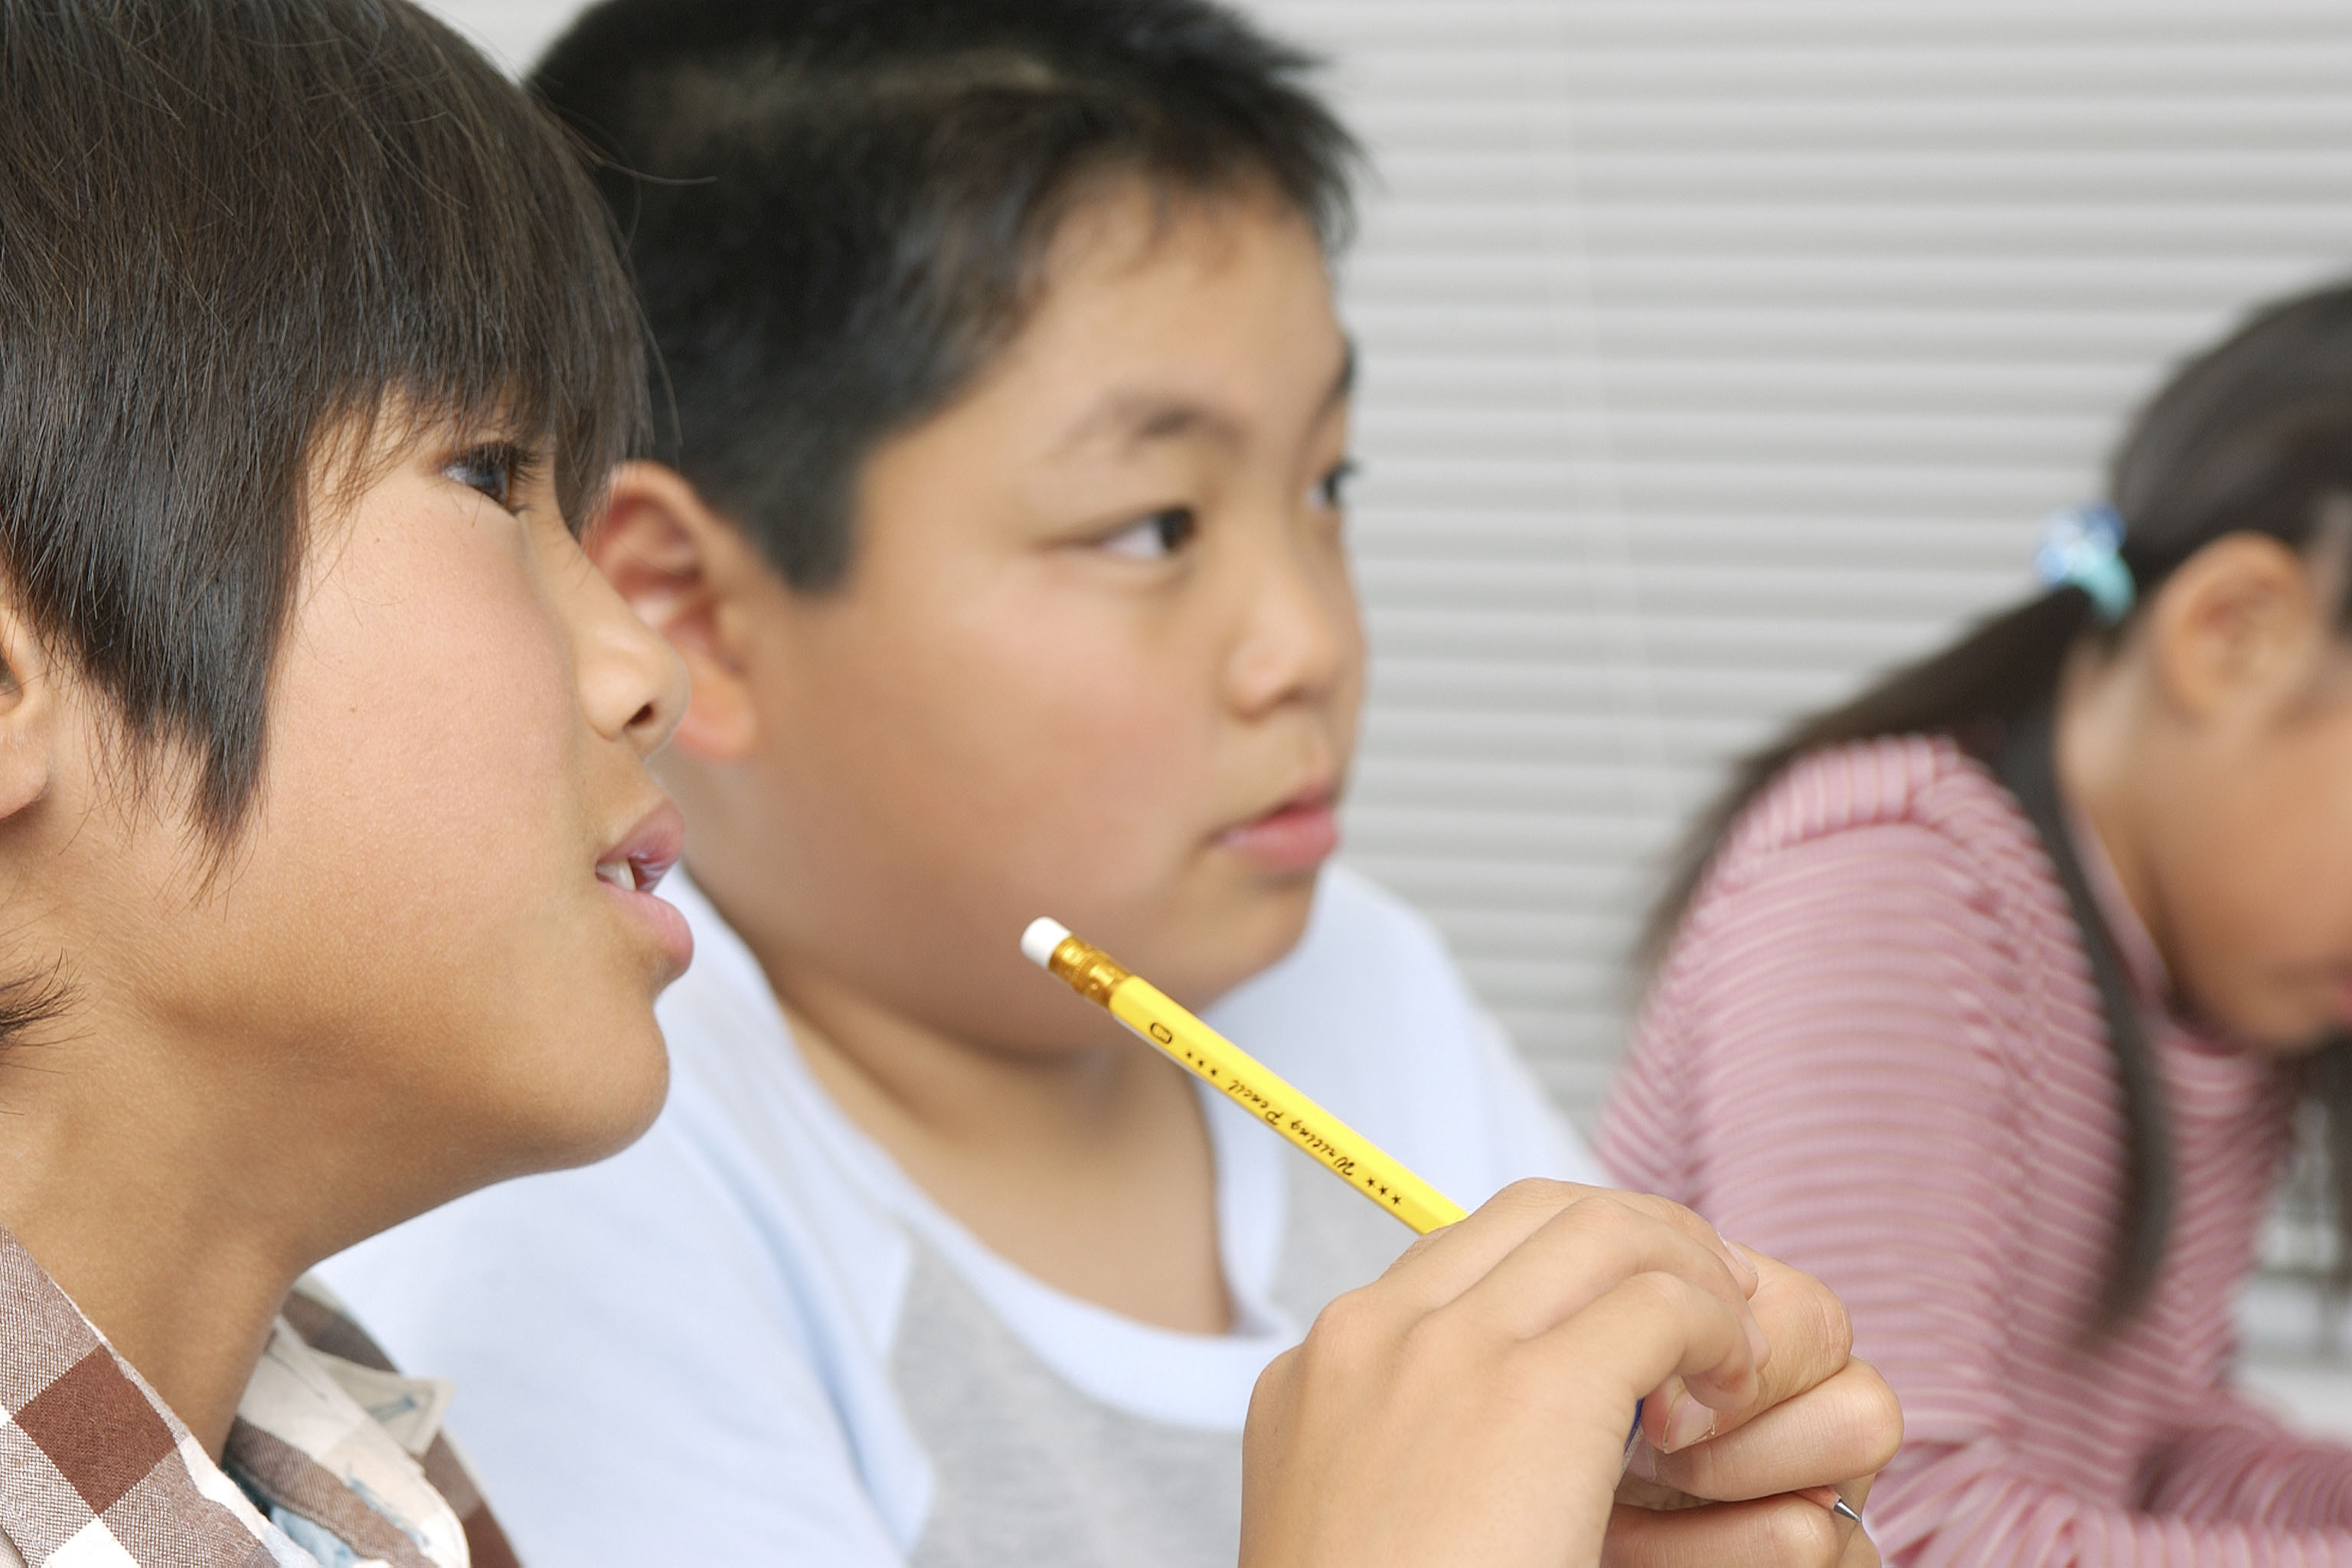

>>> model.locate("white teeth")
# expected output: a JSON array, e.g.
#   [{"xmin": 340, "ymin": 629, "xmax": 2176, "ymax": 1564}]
[{"xmin": 596, "ymin": 860, "xmax": 632, "ymax": 890}]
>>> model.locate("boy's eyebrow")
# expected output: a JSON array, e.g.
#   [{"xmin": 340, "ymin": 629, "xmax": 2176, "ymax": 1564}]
[{"xmin": 1051, "ymin": 340, "xmax": 1357, "ymax": 457}]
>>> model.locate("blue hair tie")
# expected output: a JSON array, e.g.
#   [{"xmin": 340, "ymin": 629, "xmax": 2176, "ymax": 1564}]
[{"xmin": 2036, "ymin": 502, "xmax": 2134, "ymax": 625}]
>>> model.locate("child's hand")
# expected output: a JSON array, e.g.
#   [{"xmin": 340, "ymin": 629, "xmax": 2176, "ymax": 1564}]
[
  {"xmin": 1239, "ymin": 1181, "xmax": 1896, "ymax": 1568},
  {"xmin": 1608, "ymin": 1248, "xmax": 1898, "ymax": 1566}
]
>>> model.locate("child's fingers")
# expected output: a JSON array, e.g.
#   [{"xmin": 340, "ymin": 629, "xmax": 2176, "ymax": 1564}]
[
  {"xmin": 1628, "ymin": 1260, "xmax": 1824, "ymax": 1457},
  {"xmin": 1449, "ymin": 1194, "xmax": 1767, "ymax": 1372},
  {"xmin": 1633, "ymin": 1359, "xmax": 1900, "ymax": 1504},
  {"xmin": 1600, "ymin": 1491, "xmax": 1873, "ymax": 1568},
  {"xmin": 1506, "ymin": 1265, "xmax": 1763, "ymax": 1454},
  {"xmin": 1641, "ymin": 1247, "xmax": 1859, "ymax": 1446},
  {"xmin": 1370, "ymin": 1180, "xmax": 1760, "ymax": 1328},
  {"xmin": 1566, "ymin": 1186, "xmax": 1761, "ymax": 1295},
  {"xmin": 1240, "ymin": 1253, "xmax": 1767, "ymax": 1568},
  {"xmin": 1738, "ymin": 1249, "xmax": 1854, "ymax": 1414}
]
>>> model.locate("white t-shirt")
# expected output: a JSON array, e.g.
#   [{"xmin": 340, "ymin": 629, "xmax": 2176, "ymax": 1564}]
[{"xmin": 322, "ymin": 865, "xmax": 1601, "ymax": 1568}]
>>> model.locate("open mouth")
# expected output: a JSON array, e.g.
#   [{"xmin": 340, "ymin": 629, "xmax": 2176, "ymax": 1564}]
[
  {"xmin": 596, "ymin": 802, "xmax": 685, "ymax": 896},
  {"xmin": 593, "ymin": 799, "xmax": 694, "ymax": 973},
  {"xmin": 595, "ymin": 854, "xmax": 675, "ymax": 893}
]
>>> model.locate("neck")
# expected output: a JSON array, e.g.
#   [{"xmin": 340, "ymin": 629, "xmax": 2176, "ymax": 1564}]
[
  {"xmin": 718, "ymin": 896, "xmax": 1231, "ymax": 1333},
  {"xmin": 0, "ymin": 1021, "xmax": 315, "ymax": 1458},
  {"xmin": 787, "ymin": 967, "xmax": 1152, "ymax": 1152}
]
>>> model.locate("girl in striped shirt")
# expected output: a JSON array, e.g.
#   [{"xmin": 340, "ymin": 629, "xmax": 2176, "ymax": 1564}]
[{"xmin": 1602, "ymin": 279, "xmax": 2352, "ymax": 1565}]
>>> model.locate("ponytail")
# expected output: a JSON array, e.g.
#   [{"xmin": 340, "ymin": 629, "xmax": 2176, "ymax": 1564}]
[{"xmin": 1992, "ymin": 697, "xmax": 2171, "ymax": 1328}]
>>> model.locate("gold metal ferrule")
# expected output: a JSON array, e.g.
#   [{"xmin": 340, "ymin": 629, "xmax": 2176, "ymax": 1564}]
[{"xmin": 1046, "ymin": 935, "xmax": 1130, "ymax": 1007}]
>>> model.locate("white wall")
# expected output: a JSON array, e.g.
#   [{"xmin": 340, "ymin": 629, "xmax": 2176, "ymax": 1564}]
[
  {"xmin": 426, "ymin": 0, "xmax": 2352, "ymax": 1129},
  {"xmin": 417, "ymin": 0, "xmax": 565, "ymax": 70}
]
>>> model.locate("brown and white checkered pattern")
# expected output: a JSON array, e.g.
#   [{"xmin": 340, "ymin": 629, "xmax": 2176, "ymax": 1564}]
[
  {"xmin": 0, "ymin": 1230, "xmax": 276, "ymax": 1566},
  {"xmin": 0, "ymin": 1230, "xmax": 515, "ymax": 1568}
]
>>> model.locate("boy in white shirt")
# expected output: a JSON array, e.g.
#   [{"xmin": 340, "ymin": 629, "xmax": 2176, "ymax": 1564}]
[{"xmin": 325, "ymin": 2, "xmax": 1892, "ymax": 1563}]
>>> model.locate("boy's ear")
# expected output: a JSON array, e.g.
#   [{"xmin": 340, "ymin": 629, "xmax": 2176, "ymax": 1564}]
[
  {"xmin": 2147, "ymin": 531, "xmax": 2322, "ymax": 725},
  {"xmin": 586, "ymin": 462, "xmax": 762, "ymax": 764},
  {"xmin": 0, "ymin": 606, "xmax": 55, "ymax": 822}
]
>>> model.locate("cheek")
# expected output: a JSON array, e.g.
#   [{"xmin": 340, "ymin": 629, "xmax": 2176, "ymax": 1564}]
[
  {"xmin": 306, "ymin": 595, "xmax": 567, "ymax": 884},
  {"xmin": 238, "ymin": 549, "xmax": 584, "ymax": 1047},
  {"xmin": 2226, "ymin": 741, "xmax": 2352, "ymax": 935},
  {"xmin": 2161, "ymin": 728, "xmax": 2352, "ymax": 1034},
  {"xmin": 811, "ymin": 587, "xmax": 1220, "ymax": 887},
  {"xmin": 969, "ymin": 621, "xmax": 1219, "ymax": 885}
]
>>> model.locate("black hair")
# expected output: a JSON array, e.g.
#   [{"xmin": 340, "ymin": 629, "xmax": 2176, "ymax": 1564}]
[
  {"xmin": 0, "ymin": 0, "xmax": 647, "ymax": 844},
  {"xmin": 529, "ymin": 0, "xmax": 1360, "ymax": 591},
  {"xmin": 1645, "ymin": 280, "xmax": 2352, "ymax": 1328}
]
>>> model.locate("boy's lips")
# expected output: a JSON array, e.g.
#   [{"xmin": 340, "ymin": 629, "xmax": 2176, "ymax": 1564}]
[
  {"xmin": 1217, "ymin": 787, "xmax": 1341, "ymax": 876},
  {"xmin": 596, "ymin": 799, "xmax": 692, "ymax": 973}
]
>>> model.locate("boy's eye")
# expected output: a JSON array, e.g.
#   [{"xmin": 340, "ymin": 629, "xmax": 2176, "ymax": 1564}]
[
  {"xmin": 1312, "ymin": 457, "xmax": 1359, "ymax": 512},
  {"xmin": 443, "ymin": 443, "xmax": 524, "ymax": 510},
  {"xmin": 1099, "ymin": 507, "xmax": 1199, "ymax": 561}
]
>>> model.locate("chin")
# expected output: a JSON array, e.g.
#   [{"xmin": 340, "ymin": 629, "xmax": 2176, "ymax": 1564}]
[
  {"xmin": 2268, "ymin": 1015, "xmax": 2347, "ymax": 1059},
  {"xmin": 1191, "ymin": 877, "xmax": 1321, "ymax": 997},
  {"xmin": 2206, "ymin": 988, "xmax": 2340, "ymax": 1058},
  {"xmin": 509, "ymin": 1019, "xmax": 673, "ymax": 1175},
  {"xmin": 1262, "ymin": 876, "xmax": 1320, "ymax": 942}
]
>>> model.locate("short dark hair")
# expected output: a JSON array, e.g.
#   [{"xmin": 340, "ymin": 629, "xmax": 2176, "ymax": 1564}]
[
  {"xmin": 0, "ymin": 0, "xmax": 647, "ymax": 841},
  {"xmin": 531, "ymin": 0, "xmax": 1359, "ymax": 591}
]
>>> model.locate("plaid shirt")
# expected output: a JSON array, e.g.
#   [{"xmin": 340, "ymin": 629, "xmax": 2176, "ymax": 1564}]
[{"xmin": 0, "ymin": 1226, "xmax": 519, "ymax": 1568}]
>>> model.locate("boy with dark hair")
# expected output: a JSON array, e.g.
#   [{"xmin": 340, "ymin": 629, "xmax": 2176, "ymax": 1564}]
[
  {"xmin": 0, "ymin": 0, "xmax": 689, "ymax": 1560},
  {"xmin": 327, "ymin": 2, "xmax": 1894, "ymax": 1565}
]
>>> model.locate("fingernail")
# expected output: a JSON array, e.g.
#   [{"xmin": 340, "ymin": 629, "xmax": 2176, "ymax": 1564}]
[
  {"xmin": 1714, "ymin": 1229, "xmax": 1761, "ymax": 1290},
  {"xmin": 1661, "ymin": 1390, "xmax": 1719, "ymax": 1453}
]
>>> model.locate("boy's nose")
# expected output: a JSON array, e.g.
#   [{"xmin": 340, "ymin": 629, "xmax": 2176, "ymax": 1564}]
[
  {"xmin": 1224, "ymin": 525, "xmax": 1360, "ymax": 717},
  {"xmin": 576, "ymin": 555, "xmax": 691, "ymax": 759},
  {"xmin": 616, "ymin": 629, "xmax": 691, "ymax": 760}
]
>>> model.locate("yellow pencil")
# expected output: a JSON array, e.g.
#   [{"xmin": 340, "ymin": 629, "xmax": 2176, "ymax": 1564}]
[{"xmin": 1021, "ymin": 918, "xmax": 1468, "ymax": 1235}]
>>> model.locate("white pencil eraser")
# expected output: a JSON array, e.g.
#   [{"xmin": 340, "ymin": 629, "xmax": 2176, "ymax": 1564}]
[{"xmin": 1021, "ymin": 917, "xmax": 1072, "ymax": 969}]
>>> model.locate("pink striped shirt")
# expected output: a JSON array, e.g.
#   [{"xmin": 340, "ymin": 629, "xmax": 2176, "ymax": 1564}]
[{"xmin": 1597, "ymin": 735, "xmax": 2352, "ymax": 1565}]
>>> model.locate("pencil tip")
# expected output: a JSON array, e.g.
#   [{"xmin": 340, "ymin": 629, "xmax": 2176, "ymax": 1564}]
[{"xmin": 1831, "ymin": 1498, "xmax": 1863, "ymax": 1524}]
